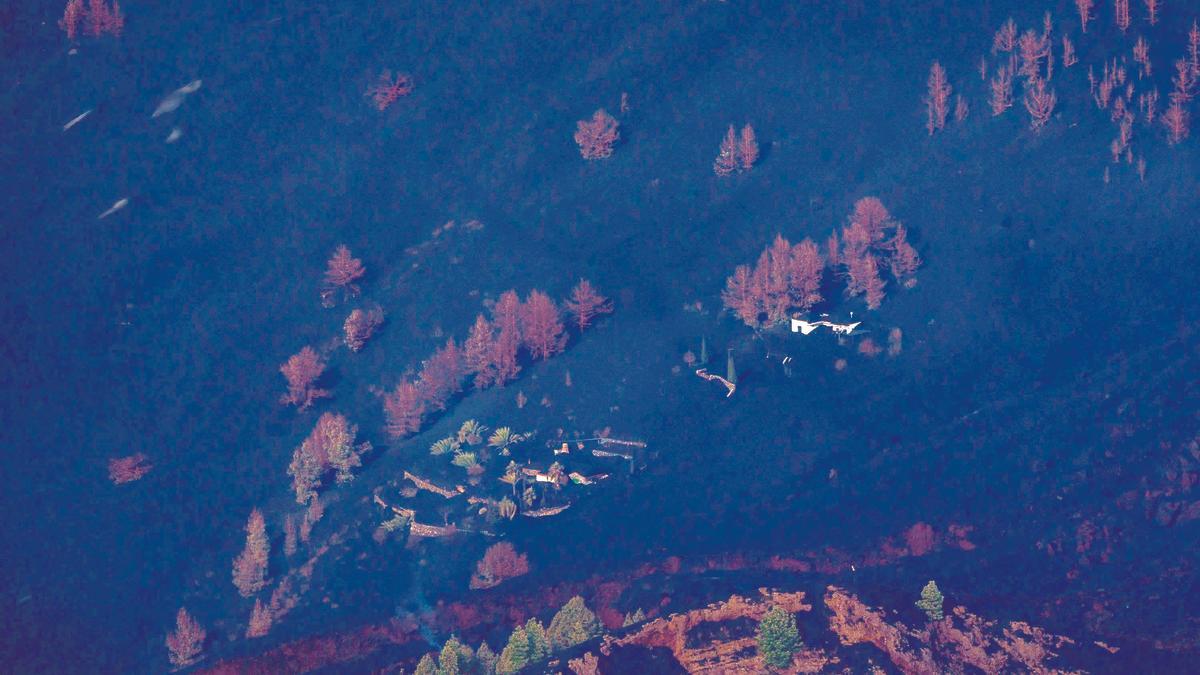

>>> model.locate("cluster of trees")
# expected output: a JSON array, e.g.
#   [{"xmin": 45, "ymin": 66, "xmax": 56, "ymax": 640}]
[
  {"xmin": 978, "ymin": 8, "xmax": 1198, "ymax": 169},
  {"xmin": 384, "ymin": 281, "xmax": 611, "ymax": 439},
  {"xmin": 575, "ymin": 110, "xmax": 620, "ymax": 159},
  {"xmin": 713, "ymin": 124, "xmax": 758, "ymax": 176},
  {"xmin": 409, "ymin": 596, "xmax": 605, "ymax": 673},
  {"xmin": 412, "ymin": 595, "xmax": 605, "ymax": 675},
  {"xmin": 58, "ymin": 0, "xmax": 124, "ymax": 40},
  {"xmin": 287, "ymin": 412, "xmax": 373, "ymax": 503},
  {"xmin": 721, "ymin": 197, "xmax": 919, "ymax": 327}
]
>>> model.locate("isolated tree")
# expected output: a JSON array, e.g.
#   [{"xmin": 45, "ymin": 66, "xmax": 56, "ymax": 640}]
[
  {"xmin": 470, "ymin": 542, "xmax": 530, "ymax": 589},
  {"xmin": 232, "ymin": 508, "xmax": 270, "ymax": 597},
  {"xmin": 574, "ymin": 109, "xmax": 619, "ymax": 159},
  {"xmin": 165, "ymin": 607, "xmax": 205, "ymax": 668},
  {"xmin": 756, "ymin": 607, "xmax": 801, "ymax": 670},
  {"xmin": 926, "ymin": 61, "xmax": 951, "ymax": 134},
  {"xmin": 317, "ymin": 412, "xmax": 368, "ymax": 483},
  {"xmin": 563, "ymin": 279, "xmax": 612, "ymax": 330},
  {"xmin": 548, "ymin": 596, "xmax": 604, "ymax": 650},
  {"xmin": 280, "ymin": 346, "xmax": 330, "ymax": 409},
  {"xmin": 324, "ymin": 245, "xmax": 365, "ymax": 297},
  {"xmin": 916, "ymin": 580, "xmax": 945, "ymax": 621},
  {"xmin": 520, "ymin": 290, "xmax": 566, "ymax": 360},
  {"xmin": 344, "ymin": 306, "xmax": 384, "ymax": 351}
]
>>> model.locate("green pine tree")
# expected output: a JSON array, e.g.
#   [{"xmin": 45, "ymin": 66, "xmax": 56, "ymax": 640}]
[
  {"xmin": 726, "ymin": 350, "xmax": 737, "ymax": 385},
  {"xmin": 524, "ymin": 618, "xmax": 549, "ymax": 662},
  {"xmin": 700, "ymin": 336, "xmax": 709, "ymax": 364},
  {"xmin": 547, "ymin": 596, "xmax": 604, "ymax": 650},
  {"xmin": 496, "ymin": 626, "xmax": 530, "ymax": 674},
  {"xmin": 438, "ymin": 636, "xmax": 472, "ymax": 675},
  {"xmin": 475, "ymin": 641, "xmax": 498, "ymax": 675},
  {"xmin": 413, "ymin": 653, "xmax": 438, "ymax": 675},
  {"xmin": 756, "ymin": 607, "xmax": 801, "ymax": 670},
  {"xmin": 915, "ymin": 580, "xmax": 944, "ymax": 621}
]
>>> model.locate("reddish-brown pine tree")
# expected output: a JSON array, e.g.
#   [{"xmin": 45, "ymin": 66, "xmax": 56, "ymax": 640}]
[
  {"xmin": 246, "ymin": 599, "xmax": 272, "ymax": 638},
  {"xmin": 861, "ymin": 256, "xmax": 887, "ymax": 310},
  {"xmin": 888, "ymin": 224, "xmax": 922, "ymax": 281},
  {"xmin": 1172, "ymin": 59, "xmax": 1197, "ymax": 104},
  {"xmin": 491, "ymin": 291, "xmax": 523, "ymax": 384},
  {"xmin": 1024, "ymin": 77, "xmax": 1057, "ymax": 130},
  {"xmin": 59, "ymin": 0, "xmax": 83, "ymax": 39},
  {"xmin": 826, "ymin": 231, "xmax": 841, "ymax": 269},
  {"xmin": 1189, "ymin": 21, "xmax": 1200, "ymax": 77},
  {"xmin": 521, "ymin": 290, "xmax": 566, "ymax": 360},
  {"xmin": 280, "ymin": 346, "xmax": 330, "ymax": 409},
  {"xmin": 926, "ymin": 62, "xmax": 951, "ymax": 135},
  {"xmin": 989, "ymin": 65, "xmax": 1014, "ymax": 115},
  {"xmin": 721, "ymin": 265, "xmax": 762, "ymax": 328},
  {"xmin": 713, "ymin": 125, "xmax": 738, "ymax": 176},
  {"xmin": 1062, "ymin": 36, "xmax": 1078, "ymax": 69},
  {"xmin": 574, "ymin": 109, "xmax": 619, "ymax": 159},
  {"xmin": 992, "ymin": 18, "xmax": 1017, "ymax": 55},
  {"xmin": 1144, "ymin": 0, "xmax": 1159, "ymax": 26},
  {"xmin": 1114, "ymin": 0, "xmax": 1130, "ymax": 33},
  {"xmin": 108, "ymin": 453, "xmax": 152, "ymax": 484},
  {"xmin": 288, "ymin": 431, "xmax": 326, "ymax": 504},
  {"xmin": 232, "ymin": 508, "xmax": 270, "ymax": 597},
  {"xmin": 841, "ymin": 221, "xmax": 873, "ymax": 264},
  {"xmin": 787, "ymin": 238, "xmax": 824, "ymax": 312},
  {"xmin": 469, "ymin": 541, "xmax": 530, "ymax": 589},
  {"xmin": 417, "ymin": 338, "xmax": 465, "ymax": 410},
  {"xmin": 1076, "ymin": 0, "xmax": 1093, "ymax": 32},
  {"xmin": 383, "ymin": 381, "xmax": 425, "ymax": 438},
  {"xmin": 165, "ymin": 607, "xmax": 206, "ymax": 668},
  {"xmin": 283, "ymin": 515, "xmax": 298, "ymax": 557},
  {"xmin": 464, "ymin": 314, "xmax": 500, "ymax": 388},
  {"xmin": 1017, "ymin": 30, "xmax": 1049, "ymax": 81},
  {"xmin": 850, "ymin": 197, "xmax": 892, "ymax": 244},
  {"xmin": 1163, "ymin": 100, "xmax": 1190, "ymax": 145},
  {"xmin": 323, "ymin": 245, "xmax": 365, "ymax": 303},
  {"xmin": 344, "ymin": 306, "xmax": 384, "ymax": 352},
  {"xmin": 563, "ymin": 279, "xmax": 612, "ymax": 330},
  {"xmin": 737, "ymin": 125, "xmax": 759, "ymax": 170},
  {"xmin": 368, "ymin": 71, "xmax": 414, "ymax": 111},
  {"xmin": 759, "ymin": 236, "xmax": 796, "ymax": 324}
]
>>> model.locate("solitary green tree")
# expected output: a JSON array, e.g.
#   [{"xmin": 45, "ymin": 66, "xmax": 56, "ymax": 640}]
[
  {"xmin": 756, "ymin": 607, "xmax": 800, "ymax": 670},
  {"xmin": 548, "ymin": 596, "xmax": 605, "ymax": 650},
  {"xmin": 915, "ymin": 580, "xmax": 944, "ymax": 621},
  {"xmin": 496, "ymin": 626, "xmax": 529, "ymax": 674},
  {"xmin": 726, "ymin": 349, "xmax": 737, "ymax": 384}
]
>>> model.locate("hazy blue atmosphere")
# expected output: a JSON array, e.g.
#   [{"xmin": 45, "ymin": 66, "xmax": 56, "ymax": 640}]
[{"xmin": 2, "ymin": 1, "xmax": 1198, "ymax": 672}]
